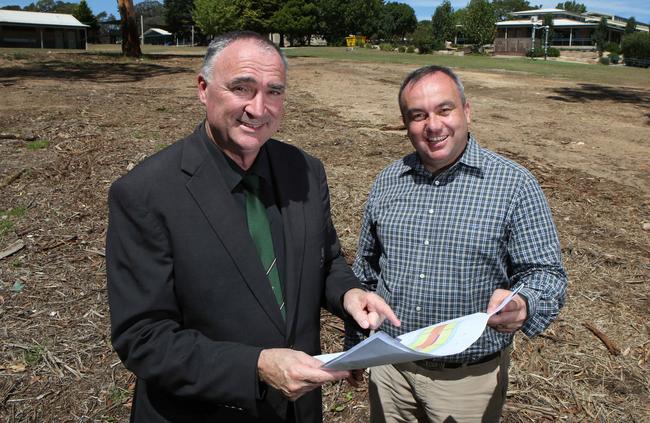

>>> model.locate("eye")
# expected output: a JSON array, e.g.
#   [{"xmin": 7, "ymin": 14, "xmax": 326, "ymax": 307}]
[
  {"xmin": 410, "ymin": 112, "xmax": 426, "ymax": 122},
  {"xmin": 231, "ymin": 85, "xmax": 251, "ymax": 95}
]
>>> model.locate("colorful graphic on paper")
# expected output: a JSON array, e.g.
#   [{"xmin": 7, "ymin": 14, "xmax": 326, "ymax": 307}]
[{"xmin": 405, "ymin": 321, "xmax": 459, "ymax": 353}]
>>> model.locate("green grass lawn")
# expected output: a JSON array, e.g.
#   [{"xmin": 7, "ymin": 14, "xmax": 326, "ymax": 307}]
[
  {"xmin": 2, "ymin": 44, "xmax": 648, "ymax": 87},
  {"xmin": 284, "ymin": 47, "xmax": 650, "ymax": 87}
]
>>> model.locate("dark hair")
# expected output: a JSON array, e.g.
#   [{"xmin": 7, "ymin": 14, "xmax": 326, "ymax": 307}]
[
  {"xmin": 200, "ymin": 31, "xmax": 287, "ymax": 82},
  {"xmin": 398, "ymin": 65, "xmax": 466, "ymax": 117}
]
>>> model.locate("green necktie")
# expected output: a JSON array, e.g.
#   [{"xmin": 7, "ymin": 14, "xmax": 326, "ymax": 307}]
[{"xmin": 242, "ymin": 174, "xmax": 285, "ymax": 319}]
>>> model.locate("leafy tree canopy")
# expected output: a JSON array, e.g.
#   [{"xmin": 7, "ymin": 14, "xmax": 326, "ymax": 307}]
[
  {"xmin": 431, "ymin": 0, "xmax": 454, "ymax": 43},
  {"xmin": 23, "ymin": 0, "xmax": 77, "ymax": 14},
  {"xmin": 492, "ymin": 0, "xmax": 534, "ymax": 21},
  {"xmin": 74, "ymin": 0, "xmax": 98, "ymax": 29},
  {"xmin": 464, "ymin": 0, "xmax": 495, "ymax": 49},
  {"xmin": 591, "ymin": 16, "xmax": 608, "ymax": 55},
  {"xmin": 625, "ymin": 17, "xmax": 636, "ymax": 34},
  {"xmin": 271, "ymin": 0, "xmax": 318, "ymax": 43},
  {"xmin": 382, "ymin": 2, "xmax": 417, "ymax": 40},
  {"xmin": 134, "ymin": 0, "xmax": 166, "ymax": 28},
  {"xmin": 556, "ymin": 1, "xmax": 586, "ymax": 14},
  {"xmin": 0, "ymin": 5, "xmax": 23, "ymax": 10}
]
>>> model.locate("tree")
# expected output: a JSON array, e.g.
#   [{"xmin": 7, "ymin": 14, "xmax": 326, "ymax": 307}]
[
  {"xmin": 556, "ymin": 1, "xmax": 586, "ymax": 14},
  {"xmin": 0, "ymin": 5, "xmax": 23, "ymax": 10},
  {"xmin": 591, "ymin": 16, "xmax": 607, "ymax": 56},
  {"xmin": 492, "ymin": 0, "xmax": 533, "ymax": 21},
  {"xmin": 164, "ymin": 0, "xmax": 193, "ymax": 39},
  {"xmin": 410, "ymin": 20, "xmax": 442, "ymax": 54},
  {"xmin": 192, "ymin": 0, "xmax": 240, "ymax": 36},
  {"xmin": 134, "ymin": 0, "xmax": 166, "ymax": 28},
  {"xmin": 382, "ymin": 2, "xmax": 417, "ymax": 41},
  {"xmin": 621, "ymin": 31, "xmax": 650, "ymax": 62},
  {"xmin": 464, "ymin": 0, "xmax": 495, "ymax": 50},
  {"xmin": 625, "ymin": 17, "xmax": 637, "ymax": 35},
  {"xmin": 118, "ymin": 0, "xmax": 142, "ymax": 57},
  {"xmin": 542, "ymin": 14, "xmax": 554, "ymax": 46},
  {"xmin": 431, "ymin": 0, "xmax": 454, "ymax": 45},
  {"xmin": 74, "ymin": 0, "xmax": 98, "ymax": 29},
  {"xmin": 271, "ymin": 0, "xmax": 318, "ymax": 46},
  {"xmin": 315, "ymin": 0, "xmax": 384, "ymax": 45}
]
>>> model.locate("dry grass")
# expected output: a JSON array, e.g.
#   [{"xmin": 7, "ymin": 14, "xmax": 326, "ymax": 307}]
[{"xmin": 0, "ymin": 52, "xmax": 648, "ymax": 422}]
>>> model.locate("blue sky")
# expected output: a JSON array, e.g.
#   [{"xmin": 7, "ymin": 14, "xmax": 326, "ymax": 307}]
[{"xmin": 1, "ymin": 0, "xmax": 648, "ymax": 25}]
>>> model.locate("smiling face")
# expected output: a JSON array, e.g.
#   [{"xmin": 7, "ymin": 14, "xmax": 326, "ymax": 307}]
[
  {"xmin": 198, "ymin": 38, "xmax": 286, "ymax": 169},
  {"xmin": 400, "ymin": 72, "xmax": 471, "ymax": 175}
]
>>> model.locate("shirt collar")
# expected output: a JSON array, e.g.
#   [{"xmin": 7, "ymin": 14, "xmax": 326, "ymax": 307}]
[
  {"xmin": 200, "ymin": 121, "xmax": 273, "ymax": 192},
  {"xmin": 400, "ymin": 133, "xmax": 482, "ymax": 178}
]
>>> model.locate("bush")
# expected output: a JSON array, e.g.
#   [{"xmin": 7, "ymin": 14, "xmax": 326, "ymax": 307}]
[
  {"xmin": 599, "ymin": 56, "xmax": 610, "ymax": 65},
  {"xmin": 603, "ymin": 41, "xmax": 621, "ymax": 55},
  {"xmin": 609, "ymin": 53, "xmax": 620, "ymax": 64},
  {"xmin": 406, "ymin": 46, "xmax": 415, "ymax": 53},
  {"xmin": 547, "ymin": 47, "xmax": 560, "ymax": 57},
  {"xmin": 379, "ymin": 43, "xmax": 393, "ymax": 52},
  {"xmin": 397, "ymin": 46, "xmax": 406, "ymax": 53},
  {"xmin": 363, "ymin": 43, "xmax": 372, "ymax": 49},
  {"xmin": 527, "ymin": 47, "xmax": 560, "ymax": 58},
  {"xmin": 622, "ymin": 32, "xmax": 650, "ymax": 61}
]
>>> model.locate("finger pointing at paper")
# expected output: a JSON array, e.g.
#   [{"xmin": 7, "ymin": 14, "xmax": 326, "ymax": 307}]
[{"xmin": 343, "ymin": 288, "xmax": 401, "ymax": 330}]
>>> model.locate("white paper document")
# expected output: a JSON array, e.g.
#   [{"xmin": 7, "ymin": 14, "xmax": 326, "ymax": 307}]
[{"xmin": 316, "ymin": 285, "xmax": 522, "ymax": 371}]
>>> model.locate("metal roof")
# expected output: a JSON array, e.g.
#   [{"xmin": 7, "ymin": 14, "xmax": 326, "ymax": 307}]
[
  {"xmin": 0, "ymin": 10, "xmax": 88, "ymax": 28},
  {"xmin": 144, "ymin": 28, "xmax": 172, "ymax": 36},
  {"xmin": 497, "ymin": 18, "xmax": 594, "ymax": 27}
]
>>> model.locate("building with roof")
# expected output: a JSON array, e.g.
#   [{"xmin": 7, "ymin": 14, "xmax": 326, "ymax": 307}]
[
  {"xmin": 494, "ymin": 8, "xmax": 649, "ymax": 55},
  {"xmin": 0, "ymin": 9, "xmax": 88, "ymax": 49},
  {"xmin": 143, "ymin": 28, "xmax": 172, "ymax": 45}
]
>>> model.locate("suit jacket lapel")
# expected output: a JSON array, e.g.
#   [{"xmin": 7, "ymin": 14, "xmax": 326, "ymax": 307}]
[
  {"xmin": 181, "ymin": 131, "xmax": 286, "ymax": 335},
  {"xmin": 267, "ymin": 140, "xmax": 306, "ymax": 339}
]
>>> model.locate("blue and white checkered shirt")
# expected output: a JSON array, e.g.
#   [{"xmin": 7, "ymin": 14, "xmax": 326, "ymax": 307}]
[{"xmin": 347, "ymin": 135, "xmax": 567, "ymax": 362}]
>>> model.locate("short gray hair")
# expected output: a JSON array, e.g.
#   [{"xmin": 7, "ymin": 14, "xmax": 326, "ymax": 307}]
[
  {"xmin": 398, "ymin": 65, "xmax": 466, "ymax": 118},
  {"xmin": 200, "ymin": 31, "xmax": 287, "ymax": 83}
]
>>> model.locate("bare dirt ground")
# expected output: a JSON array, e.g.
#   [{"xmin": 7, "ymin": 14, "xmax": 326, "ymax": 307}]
[{"xmin": 0, "ymin": 52, "xmax": 648, "ymax": 422}]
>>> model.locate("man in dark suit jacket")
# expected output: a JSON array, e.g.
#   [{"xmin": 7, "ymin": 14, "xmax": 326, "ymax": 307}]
[{"xmin": 106, "ymin": 31, "xmax": 399, "ymax": 423}]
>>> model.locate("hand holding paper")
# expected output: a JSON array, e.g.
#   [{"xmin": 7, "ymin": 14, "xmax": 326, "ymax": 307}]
[
  {"xmin": 487, "ymin": 285, "xmax": 527, "ymax": 333},
  {"xmin": 317, "ymin": 285, "xmax": 524, "ymax": 371}
]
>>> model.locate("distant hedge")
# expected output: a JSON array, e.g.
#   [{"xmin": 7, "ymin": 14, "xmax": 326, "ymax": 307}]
[{"xmin": 622, "ymin": 32, "xmax": 650, "ymax": 62}]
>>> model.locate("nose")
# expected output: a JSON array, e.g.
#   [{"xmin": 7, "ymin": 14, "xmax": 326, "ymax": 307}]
[
  {"xmin": 425, "ymin": 114, "xmax": 442, "ymax": 133},
  {"xmin": 244, "ymin": 91, "xmax": 265, "ymax": 117}
]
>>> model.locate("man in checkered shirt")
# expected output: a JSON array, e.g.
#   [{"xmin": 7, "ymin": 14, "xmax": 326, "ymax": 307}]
[{"xmin": 346, "ymin": 65, "xmax": 567, "ymax": 422}]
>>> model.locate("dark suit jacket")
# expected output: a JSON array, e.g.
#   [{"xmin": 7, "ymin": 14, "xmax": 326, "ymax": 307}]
[{"xmin": 106, "ymin": 123, "xmax": 360, "ymax": 422}]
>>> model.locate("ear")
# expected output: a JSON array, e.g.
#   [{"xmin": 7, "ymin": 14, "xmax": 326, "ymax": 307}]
[
  {"xmin": 197, "ymin": 74, "xmax": 208, "ymax": 105},
  {"xmin": 463, "ymin": 100, "xmax": 471, "ymax": 125}
]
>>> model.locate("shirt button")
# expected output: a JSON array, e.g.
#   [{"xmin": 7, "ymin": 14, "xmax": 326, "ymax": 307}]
[
  {"xmin": 428, "ymin": 209, "xmax": 434, "ymax": 214},
  {"xmin": 434, "ymin": 180, "xmax": 440, "ymax": 186},
  {"xmin": 416, "ymin": 306, "xmax": 421, "ymax": 311},
  {"xmin": 424, "ymin": 240, "xmax": 430, "ymax": 245},
  {"xmin": 419, "ymin": 273, "xmax": 425, "ymax": 279}
]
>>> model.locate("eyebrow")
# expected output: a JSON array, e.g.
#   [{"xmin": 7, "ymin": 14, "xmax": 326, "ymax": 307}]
[{"xmin": 227, "ymin": 76, "xmax": 285, "ymax": 92}]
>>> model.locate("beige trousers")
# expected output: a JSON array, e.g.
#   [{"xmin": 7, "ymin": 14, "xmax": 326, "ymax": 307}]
[{"xmin": 369, "ymin": 351, "xmax": 509, "ymax": 423}]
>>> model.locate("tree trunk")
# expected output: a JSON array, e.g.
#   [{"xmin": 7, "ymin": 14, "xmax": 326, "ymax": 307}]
[{"xmin": 117, "ymin": 0, "xmax": 142, "ymax": 57}]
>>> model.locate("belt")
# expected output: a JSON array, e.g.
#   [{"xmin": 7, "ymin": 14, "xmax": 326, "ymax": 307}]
[{"xmin": 414, "ymin": 351, "xmax": 501, "ymax": 370}]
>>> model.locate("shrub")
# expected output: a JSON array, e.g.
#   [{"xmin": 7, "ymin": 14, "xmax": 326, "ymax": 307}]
[
  {"xmin": 603, "ymin": 41, "xmax": 621, "ymax": 55},
  {"xmin": 397, "ymin": 46, "xmax": 406, "ymax": 53},
  {"xmin": 379, "ymin": 43, "xmax": 393, "ymax": 52},
  {"xmin": 363, "ymin": 43, "xmax": 372, "ymax": 49},
  {"xmin": 599, "ymin": 56, "xmax": 610, "ymax": 65},
  {"xmin": 406, "ymin": 46, "xmax": 415, "ymax": 53},
  {"xmin": 547, "ymin": 47, "xmax": 560, "ymax": 57},
  {"xmin": 622, "ymin": 32, "xmax": 650, "ymax": 60},
  {"xmin": 527, "ymin": 47, "xmax": 560, "ymax": 58},
  {"xmin": 609, "ymin": 53, "xmax": 620, "ymax": 64}
]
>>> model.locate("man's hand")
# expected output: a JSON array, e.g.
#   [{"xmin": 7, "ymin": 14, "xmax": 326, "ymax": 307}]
[
  {"xmin": 343, "ymin": 288, "xmax": 401, "ymax": 330},
  {"xmin": 487, "ymin": 289, "xmax": 527, "ymax": 333},
  {"xmin": 257, "ymin": 349, "xmax": 350, "ymax": 401}
]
